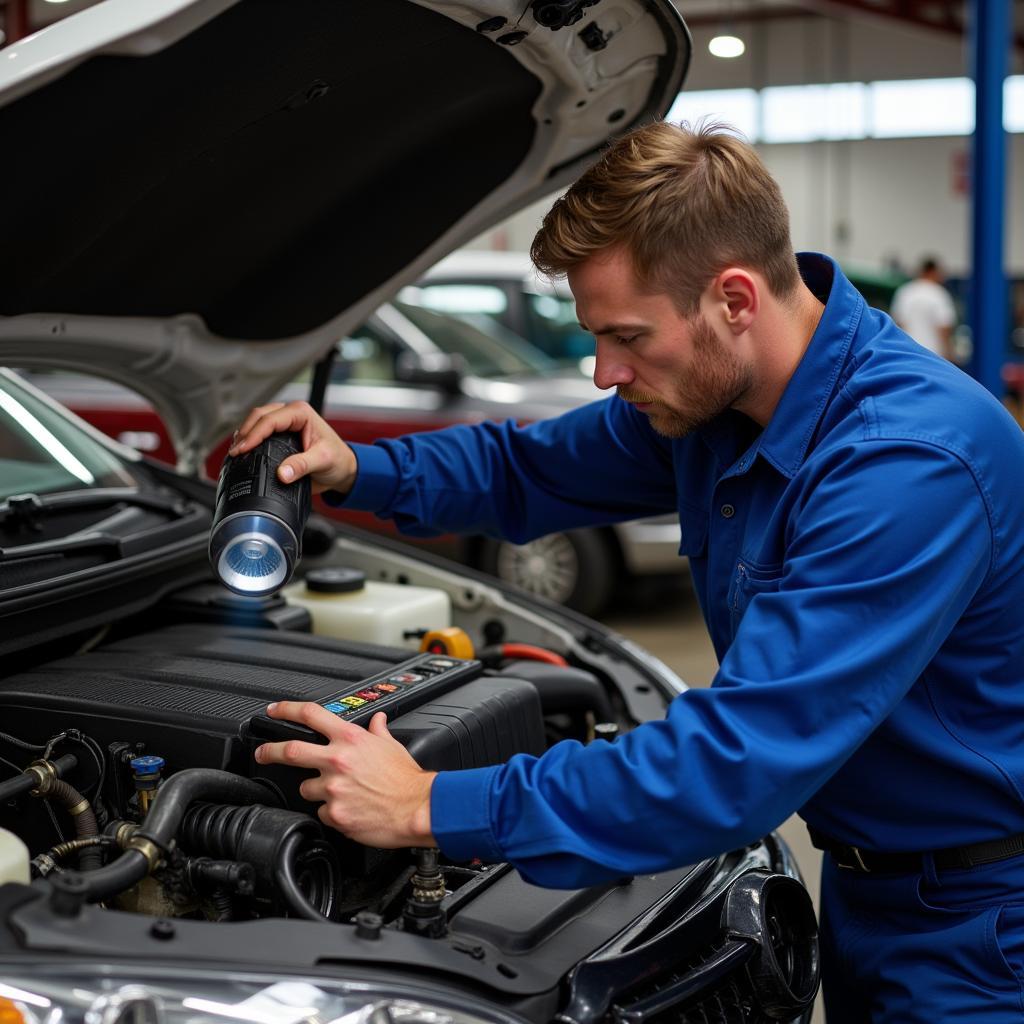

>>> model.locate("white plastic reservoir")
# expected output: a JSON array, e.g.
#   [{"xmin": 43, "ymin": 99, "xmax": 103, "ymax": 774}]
[
  {"xmin": 283, "ymin": 567, "xmax": 451, "ymax": 650},
  {"xmin": 0, "ymin": 827, "xmax": 29, "ymax": 885}
]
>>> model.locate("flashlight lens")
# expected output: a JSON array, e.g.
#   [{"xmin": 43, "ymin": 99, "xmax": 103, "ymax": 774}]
[
  {"xmin": 226, "ymin": 538, "xmax": 282, "ymax": 580},
  {"xmin": 212, "ymin": 518, "xmax": 293, "ymax": 595}
]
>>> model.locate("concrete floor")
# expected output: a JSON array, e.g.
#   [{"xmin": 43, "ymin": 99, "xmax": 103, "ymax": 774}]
[{"xmin": 603, "ymin": 573, "xmax": 826, "ymax": 1023}]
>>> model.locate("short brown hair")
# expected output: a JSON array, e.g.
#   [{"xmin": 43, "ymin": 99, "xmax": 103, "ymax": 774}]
[{"xmin": 531, "ymin": 120, "xmax": 800, "ymax": 314}]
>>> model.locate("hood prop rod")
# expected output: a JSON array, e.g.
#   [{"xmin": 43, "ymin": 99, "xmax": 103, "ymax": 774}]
[{"xmin": 308, "ymin": 344, "xmax": 338, "ymax": 415}]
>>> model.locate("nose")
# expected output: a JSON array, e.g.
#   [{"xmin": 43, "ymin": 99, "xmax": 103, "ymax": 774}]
[{"xmin": 592, "ymin": 339, "xmax": 635, "ymax": 391}]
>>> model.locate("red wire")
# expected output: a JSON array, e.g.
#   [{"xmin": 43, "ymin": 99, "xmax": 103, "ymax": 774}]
[{"xmin": 500, "ymin": 643, "xmax": 568, "ymax": 667}]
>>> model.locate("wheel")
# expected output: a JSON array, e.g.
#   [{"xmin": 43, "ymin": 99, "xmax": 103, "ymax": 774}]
[{"xmin": 477, "ymin": 528, "xmax": 616, "ymax": 616}]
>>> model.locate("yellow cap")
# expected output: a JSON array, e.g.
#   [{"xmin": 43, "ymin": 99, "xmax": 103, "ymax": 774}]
[
  {"xmin": 419, "ymin": 627, "xmax": 474, "ymax": 660},
  {"xmin": 0, "ymin": 998, "xmax": 28, "ymax": 1024}
]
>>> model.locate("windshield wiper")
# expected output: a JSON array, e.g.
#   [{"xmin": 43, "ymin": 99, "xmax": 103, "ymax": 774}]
[
  {"xmin": 0, "ymin": 488, "xmax": 193, "ymax": 532},
  {"xmin": 0, "ymin": 489, "xmax": 209, "ymax": 564}
]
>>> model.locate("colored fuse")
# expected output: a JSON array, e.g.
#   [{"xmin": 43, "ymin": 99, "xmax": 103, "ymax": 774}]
[
  {"xmin": 355, "ymin": 690, "xmax": 381, "ymax": 701},
  {"xmin": 341, "ymin": 696, "xmax": 366, "ymax": 708},
  {"xmin": 374, "ymin": 683, "xmax": 399, "ymax": 693},
  {"xmin": 389, "ymin": 673, "xmax": 423, "ymax": 685},
  {"xmin": 324, "ymin": 701, "xmax": 347, "ymax": 713}
]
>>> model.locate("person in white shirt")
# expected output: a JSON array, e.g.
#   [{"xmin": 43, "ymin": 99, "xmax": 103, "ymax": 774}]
[{"xmin": 891, "ymin": 256, "xmax": 957, "ymax": 360}]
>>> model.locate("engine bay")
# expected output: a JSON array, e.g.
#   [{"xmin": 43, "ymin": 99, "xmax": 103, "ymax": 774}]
[
  {"xmin": 0, "ymin": 560, "xmax": 819, "ymax": 1023},
  {"xmin": 0, "ymin": 610, "xmax": 572, "ymax": 922}
]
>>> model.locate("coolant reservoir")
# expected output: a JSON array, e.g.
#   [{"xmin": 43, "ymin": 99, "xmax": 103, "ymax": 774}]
[
  {"xmin": 283, "ymin": 567, "xmax": 451, "ymax": 650},
  {"xmin": 0, "ymin": 827, "xmax": 29, "ymax": 884}
]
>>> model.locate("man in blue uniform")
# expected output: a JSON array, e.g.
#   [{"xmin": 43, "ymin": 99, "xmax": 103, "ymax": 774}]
[{"xmin": 235, "ymin": 122, "xmax": 1024, "ymax": 1021}]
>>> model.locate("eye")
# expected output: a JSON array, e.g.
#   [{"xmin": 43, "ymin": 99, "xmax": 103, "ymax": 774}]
[{"xmin": 615, "ymin": 335, "xmax": 638, "ymax": 346}]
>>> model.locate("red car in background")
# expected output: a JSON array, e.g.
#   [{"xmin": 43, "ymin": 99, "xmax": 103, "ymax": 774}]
[{"xmin": 31, "ymin": 298, "xmax": 683, "ymax": 616}]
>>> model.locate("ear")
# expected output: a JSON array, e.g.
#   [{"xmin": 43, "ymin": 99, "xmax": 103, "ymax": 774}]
[{"xmin": 707, "ymin": 268, "xmax": 758, "ymax": 334}]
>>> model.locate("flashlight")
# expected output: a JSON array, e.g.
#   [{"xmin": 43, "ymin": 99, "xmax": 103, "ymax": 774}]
[{"xmin": 209, "ymin": 432, "xmax": 311, "ymax": 597}]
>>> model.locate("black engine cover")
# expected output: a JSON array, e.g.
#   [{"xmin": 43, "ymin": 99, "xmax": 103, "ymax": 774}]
[{"xmin": 0, "ymin": 623, "xmax": 545, "ymax": 818}]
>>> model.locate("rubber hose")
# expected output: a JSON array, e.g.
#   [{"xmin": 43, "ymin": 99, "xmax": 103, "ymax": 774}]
[
  {"xmin": 137, "ymin": 769, "xmax": 280, "ymax": 850},
  {"xmin": 498, "ymin": 643, "xmax": 568, "ymax": 666},
  {"xmin": 0, "ymin": 754, "xmax": 78, "ymax": 803},
  {"xmin": 79, "ymin": 769, "xmax": 279, "ymax": 903},
  {"xmin": 46, "ymin": 779, "xmax": 101, "ymax": 871},
  {"xmin": 498, "ymin": 661, "xmax": 616, "ymax": 722},
  {"xmin": 274, "ymin": 832, "xmax": 328, "ymax": 922},
  {"xmin": 79, "ymin": 848, "xmax": 150, "ymax": 903}
]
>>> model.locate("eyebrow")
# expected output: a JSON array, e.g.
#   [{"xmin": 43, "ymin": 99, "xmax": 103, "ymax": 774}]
[{"xmin": 576, "ymin": 321, "xmax": 649, "ymax": 336}]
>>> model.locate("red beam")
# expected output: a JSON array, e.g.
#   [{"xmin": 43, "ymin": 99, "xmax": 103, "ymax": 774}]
[
  {"xmin": 795, "ymin": 0, "xmax": 1023, "ymax": 51},
  {"xmin": 3, "ymin": 0, "xmax": 31, "ymax": 43}
]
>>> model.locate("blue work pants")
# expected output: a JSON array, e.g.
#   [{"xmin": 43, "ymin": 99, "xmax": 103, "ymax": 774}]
[{"xmin": 820, "ymin": 853, "xmax": 1024, "ymax": 1021}]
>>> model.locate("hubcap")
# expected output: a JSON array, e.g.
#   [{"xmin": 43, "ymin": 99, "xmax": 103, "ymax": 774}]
[{"xmin": 495, "ymin": 533, "xmax": 579, "ymax": 603}]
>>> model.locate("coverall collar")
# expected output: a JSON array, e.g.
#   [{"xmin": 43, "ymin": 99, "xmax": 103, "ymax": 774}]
[{"xmin": 744, "ymin": 252, "xmax": 864, "ymax": 480}]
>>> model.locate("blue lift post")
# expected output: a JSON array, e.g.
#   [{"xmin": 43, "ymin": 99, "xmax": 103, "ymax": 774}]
[{"xmin": 968, "ymin": 0, "xmax": 1010, "ymax": 399}]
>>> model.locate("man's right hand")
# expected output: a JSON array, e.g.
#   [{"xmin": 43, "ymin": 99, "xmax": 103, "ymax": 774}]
[{"xmin": 229, "ymin": 401, "xmax": 358, "ymax": 495}]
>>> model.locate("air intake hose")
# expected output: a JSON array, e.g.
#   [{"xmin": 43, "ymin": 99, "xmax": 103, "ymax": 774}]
[
  {"xmin": 180, "ymin": 802, "xmax": 339, "ymax": 920},
  {"xmin": 77, "ymin": 769, "xmax": 278, "ymax": 903}
]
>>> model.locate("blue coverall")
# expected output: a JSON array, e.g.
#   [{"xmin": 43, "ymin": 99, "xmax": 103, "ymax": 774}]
[{"xmin": 329, "ymin": 254, "xmax": 1024, "ymax": 1020}]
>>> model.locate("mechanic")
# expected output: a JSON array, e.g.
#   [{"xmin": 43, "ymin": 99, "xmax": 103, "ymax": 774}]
[{"xmin": 234, "ymin": 122, "xmax": 1024, "ymax": 1022}]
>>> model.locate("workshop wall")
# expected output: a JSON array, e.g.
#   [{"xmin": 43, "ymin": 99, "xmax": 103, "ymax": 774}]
[
  {"xmin": 477, "ymin": 10, "xmax": 1024, "ymax": 277},
  {"xmin": 761, "ymin": 134, "xmax": 1024, "ymax": 275}
]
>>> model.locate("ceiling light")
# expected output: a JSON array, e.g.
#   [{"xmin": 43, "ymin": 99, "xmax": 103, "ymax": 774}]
[{"xmin": 709, "ymin": 34, "xmax": 745, "ymax": 59}]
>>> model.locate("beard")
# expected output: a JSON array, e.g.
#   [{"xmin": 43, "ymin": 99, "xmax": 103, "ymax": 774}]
[{"xmin": 618, "ymin": 316, "xmax": 753, "ymax": 439}]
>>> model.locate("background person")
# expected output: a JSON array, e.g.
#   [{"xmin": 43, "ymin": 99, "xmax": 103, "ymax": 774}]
[
  {"xmin": 233, "ymin": 122, "xmax": 1024, "ymax": 1023},
  {"xmin": 890, "ymin": 255, "xmax": 957, "ymax": 360}
]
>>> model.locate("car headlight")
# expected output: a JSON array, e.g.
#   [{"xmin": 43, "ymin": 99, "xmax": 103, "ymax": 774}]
[{"xmin": 0, "ymin": 967, "xmax": 523, "ymax": 1024}]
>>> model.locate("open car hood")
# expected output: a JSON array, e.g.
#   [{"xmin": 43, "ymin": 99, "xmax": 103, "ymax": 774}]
[{"xmin": 0, "ymin": 0, "xmax": 690, "ymax": 473}]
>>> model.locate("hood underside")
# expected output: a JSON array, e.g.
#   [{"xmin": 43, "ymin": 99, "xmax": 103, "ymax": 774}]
[{"xmin": 0, "ymin": 0, "xmax": 689, "ymax": 469}]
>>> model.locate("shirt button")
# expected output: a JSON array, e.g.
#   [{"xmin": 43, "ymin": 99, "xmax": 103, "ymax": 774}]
[{"xmin": 721, "ymin": 504, "xmax": 736, "ymax": 519}]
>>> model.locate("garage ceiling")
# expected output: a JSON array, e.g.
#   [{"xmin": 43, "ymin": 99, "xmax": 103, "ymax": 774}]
[
  {"xmin": 682, "ymin": 0, "xmax": 1024, "ymax": 50},
  {"xmin": 2, "ymin": 1, "xmax": 1022, "ymax": 60}
]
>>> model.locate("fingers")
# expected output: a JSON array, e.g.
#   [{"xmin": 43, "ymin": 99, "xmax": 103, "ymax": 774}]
[
  {"xmin": 271, "ymin": 699, "xmax": 361, "ymax": 738},
  {"xmin": 253, "ymin": 702, "xmax": 435, "ymax": 847},
  {"xmin": 276, "ymin": 438, "xmax": 342, "ymax": 487},
  {"xmin": 228, "ymin": 402, "xmax": 355, "ymax": 494},
  {"xmin": 229, "ymin": 401, "xmax": 315, "ymax": 456},
  {"xmin": 367, "ymin": 711, "xmax": 392, "ymax": 739},
  {"xmin": 232, "ymin": 403, "xmax": 286, "ymax": 448},
  {"xmin": 254, "ymin": 736, "xmax": 333, "ymax": 771},
  {"xmin": 253, "ymin": 701, "xmax": 361, "ymax": 768}
]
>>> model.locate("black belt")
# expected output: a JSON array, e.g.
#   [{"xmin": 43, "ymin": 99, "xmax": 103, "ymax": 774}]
[{"xmin": 808, "ymin": 827, "xmax": 1024, "ymax": 874}]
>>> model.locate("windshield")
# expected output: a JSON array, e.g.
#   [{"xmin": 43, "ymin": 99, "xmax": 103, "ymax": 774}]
[
  {"xmin": 0, "ymin": 370, "xmax": 134, "ymax": 501},
  {"xmin": 394, "ymin": 294, "xmax": 556, "ymax": 378}
]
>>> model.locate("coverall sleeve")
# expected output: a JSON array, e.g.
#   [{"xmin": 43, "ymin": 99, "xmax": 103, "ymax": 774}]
[
  {"xmin": 332, "ymin": 397, "xmax": 678, "ymax": 542},
  {"xmin": 430, "ymin": 440, "xmax": 993, "ymax": 888}
]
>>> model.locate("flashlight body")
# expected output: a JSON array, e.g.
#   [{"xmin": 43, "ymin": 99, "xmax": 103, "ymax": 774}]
[{"xmin": 209, "ymin": 432, "xmax": 312, "ymax": 597}]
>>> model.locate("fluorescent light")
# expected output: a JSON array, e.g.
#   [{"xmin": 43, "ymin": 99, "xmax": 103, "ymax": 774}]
[
  {"xmin": 871, "ymin": 77, "xmax": 974, "ymax": 137},
  {"xmin": 667, "ymin": 75, "xmax": 1024, "ymax": 143},
  {"xmin": 666, "ymin": 87, "xmax": 758, "ymax": 139},
  {"xmin": 762, "ymin": 83, "xmax": 868, "ymax": 143},
  {"xmin": 0, "ymin": 389, "xmax": 94, "ymax": 485},
  {"xmin": 709, "ymin": 34, "xmax": 745, "ymax": 59},
  {"xmin": 1005, "ymin": 76, "xmax": 1024, "ymax": 133}
]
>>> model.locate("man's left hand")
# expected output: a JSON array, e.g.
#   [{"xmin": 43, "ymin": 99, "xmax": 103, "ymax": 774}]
[{"xmin": 253, "ymin": 702, "xmax": 437, "ymax": 848}]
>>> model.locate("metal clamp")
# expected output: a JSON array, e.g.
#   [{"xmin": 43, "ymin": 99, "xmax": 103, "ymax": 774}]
[
  {"xmin": 26, "ymin": 759, "xmax": 57, "ymax": 796},
  {"xmin": 128, "ymin": 836, "xmax": 164, "ymax": 873}
]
